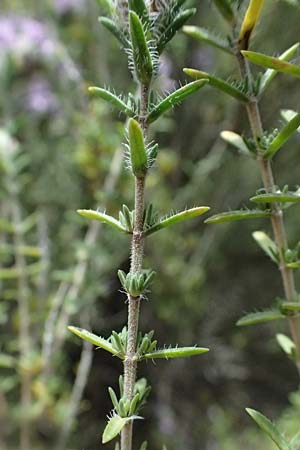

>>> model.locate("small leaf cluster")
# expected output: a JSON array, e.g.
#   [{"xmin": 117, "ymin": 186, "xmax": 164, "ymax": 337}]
[
  {"xmin": 109, "ymin": 376, "xmax": 151, "ymax": 418},
  {"xmin": 118, "ymin": 269, "xmax": 156, "ymax": 298},
  {"xmin": 284, "ymin": 243, "xmax": 300, "ymax": 269},
  {"xmin": 99, "ymin": 0, "xmax": 196, "ymax": 81}
]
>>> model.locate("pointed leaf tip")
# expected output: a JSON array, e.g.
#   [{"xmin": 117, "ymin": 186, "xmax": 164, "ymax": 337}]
[
  {"xmin": 183, "ymin": 69, "xmax": 249, "ymax": 102},
  {"xmin": 68, "ymin": 326, "xmax": 123, "ymax": 358},
  {"xmin": 143, "ymin": 346, "xmax": 209, "ymax": 360},
  {"xmin": 77, "ymin": 209, "xmax": 127, "ymax": 232},
  {"xmin": 242, "ymin": 50, "xmax": 300, "ymax": 78},
  {"xmin": 144, "ymin": 207, "xmax": 210, "ymax": 236},
  {"xmin": 246, "ymin": 408, "xmax": 290, "ymax": 450}
]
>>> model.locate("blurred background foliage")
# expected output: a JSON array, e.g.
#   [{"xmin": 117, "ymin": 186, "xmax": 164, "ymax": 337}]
[{"xmin": 0, "ymin": 0, "xmax": 299, "ymax": 449}]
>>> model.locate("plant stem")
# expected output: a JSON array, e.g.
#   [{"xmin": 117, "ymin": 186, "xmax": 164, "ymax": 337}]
[
  {"xmin": 11, "ymin": 198, "xmax": 31, "ymax": 450},
  {"xmin": 236, "ymin": 51, "xmax": 300, "ymax": 373},
  {"xmin": 121, "ymin": 83, "xmax": 149, "ymax": 450}
]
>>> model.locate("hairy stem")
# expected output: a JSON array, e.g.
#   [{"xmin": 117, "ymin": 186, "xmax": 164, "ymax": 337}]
[
  {"xmin": 236, "ymin": 52, "xmax": 300, "ymax": 373},
  {"xmin": 121, "ymin": 83, "xmax": 149, "ymax": 450}
]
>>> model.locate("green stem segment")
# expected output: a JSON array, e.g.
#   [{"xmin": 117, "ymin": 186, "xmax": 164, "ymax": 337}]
[
  {"xmin": 237, "ymin": 51, "xmax": 300, "ymax": 373},
  {"xmin": 121, "ymin": 84, "xmax": 149, "ymax": 450}
]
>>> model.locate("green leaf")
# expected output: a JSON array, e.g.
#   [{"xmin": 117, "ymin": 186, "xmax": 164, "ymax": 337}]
[
  {"xmin": 264, "ymin": 113, "xmax": 300, "ymax": 159},
  {"xmin": 144, "ymin": 207, "xmax": 210, "ymax": 236},
  {"xmin": 281, "ymin": 109, "xmax": 300, "ymax": 133},
  {"xmin": 220, "ymin": 130, "xmax": 253, "ymax": 157},
  {"xmin": 128, "ymin": 118, "xmax": 148, "ymax": 178},
  {"xmin": 139, "ymin": 442, "xmax": 148, "ymax": 450},
  {"xmin": 157, "ymin": 8, "xmax": 196, "ymax": 54},
  {"xmin": 276, "ymin": 333, "xmax": 296, "ymax": 357},
  {"xmin": 128, "ymin": 0, "xmax": 149, "ymax": 23},
  {"xmin": 99, "ymin": 17, "xmax": 128, "ymax": 47},
  {"xmin": 239, "ymin": 0, "xmax": 265, "ymax": 50},
  {"xmin": 129, "ymin": 11, "xmax": 153, "ymax": 84},
  {"xmin": 280, "ymin": 302, "xmax": 300, "ymax": 312},
  {"xmin": 142, "ymin": 346, "xmax": 209, "ymax": 360},
  {"xmin": 250, "ymin": 192, "xmax": 300, "ymax": 203},
  {"xmin": 237, "ymin": 310, "xmax": 285, "ymax": 326},
  {"xmin": 205, "ymin": 209, "xmax": 271, "ymax": 224},
  {"xmin": 290, "ymin": 433, "xmax": 300, "ymax": 450},
  {"xmin": 88, "ymin": 87, "xmax": 135, "ymax": 117},
  {"xmin": 242, "ymin": 50, "xmax": 300, "ymax": 78},
  {"xmin": 252, "ymin": 231, "xmax": 278, "ymax": 263},
  {"xmin": 108, "ymin": 387, "xmax": 120, "ymax": 412},
  {"xmin": 287, "ymin": 261, "xmax": 300, "ymax": 269},
  {"xmin": 259, "ymin": 43, "xmax": 300, "ymax": 94},
  {"xmin": 183, "ymin": 26, "xmax": 233, "ymax": 54},
  {"xmin": 0, "ymin": 353, "xmax": 15, "ymax": 368},
  {"xmin": 68, "ymin": 326, "xmax": 123, "ymax": 358},
  {"xmin": 183, "ymin": 69, "xmax": 249, "ymax": 102},
  {"xmin": 147, "ymin": 80, "xmax": 208, "ymax": 123},
  {"xmin": 212, "ymin": 0, "xmax": 235, "ymax": 24},
  {"xmin": 102, "ymin": 415, "xmax": 130, "ymax": 444},
  {"xmin": 246, "ymin": 408, "xmax": 291, "ymax": 450},
  {"xmin": 77, "ymin": 210, "xmax": 127, "ymax": 233}
]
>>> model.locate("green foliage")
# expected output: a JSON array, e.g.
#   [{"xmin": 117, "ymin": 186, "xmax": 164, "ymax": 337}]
[
  {"xmin": 102, "ymin": 415, "xmax": 131, "ymax": 444},
  {"xmin": 242, "ymin": 51, "xmax": 300, "ymax": 78},
  {"xmin": 129, "ymin": 11, "xmax": 153, "ymax": 84},
  {"xmin": 183, "ymin": 69, "xmax": 250, "ymax": 102},
  {"xmin": 183, "ymin": 26, "xmax": 233, "ymax": 54},
  {"xmin": 263, "ymin": 113, "xmax": 300, "ymax": 159},
  {"xmin": 118, "ymin": 269, "xmax": 156, "ymax": 297},
  {"xmin": 205, "ymin": 209, "xmax": 271, "ymax": 224},
  {"xmin": 250, "ymin": 192, "xmax": 300, "ymax": 204},
  {"xmin": 212, "ymin": 0, "xmax": 236, "ymax": 24},
  {"xmin": 147, "ymin": 81, "xmax": 208, "ymax": 123},
  {"xmin": 220, "ymin": 131, "xmax": 254, "ymax": 157},
  {"xmin": 144, "ymin": 207, "xmax": 210, "ymax": 236},
  {"xmin": 68, "ymin": 326, "xmax": 124, "ymax": 358},
  {"xmin": 246, "ymin": 409, "xmax": 291, "ymax": 450},
  {"xmin": 77, "ymin": 209, "xmax": 128, "ymax": 232},
  {"xmin": 128, "ymin": 118, "xmax": 148, "ymax": 177},
  {"xmin": 258, "ymin": 43, "xmax": 300, "ymax": 95},
  {"xmin": 142, "ymin": 346, "xmax": 209, "ymax": 360},
  {"xmin": 88, "ymin": 87, "xmax": 136, "ymax": 117},
  {"xmin": 237, "ymin": 310, "xmax": 286, "ymax": 326},
  {"xmin": 252, "ymin": 231, "xmax": 278, "ymax": 263}
]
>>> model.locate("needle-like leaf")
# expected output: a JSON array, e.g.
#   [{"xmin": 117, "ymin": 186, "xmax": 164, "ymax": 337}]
[
  {"xmin": 183, "ymin": 69, "xmax": 250, "ymax": 102},
  {"xmin": 242, "ymin": 50, "xmax": 300, "ymax": 78},
  {"xmin": 77, "ymin": 210, "xmax": 127, "ymax": 232}
]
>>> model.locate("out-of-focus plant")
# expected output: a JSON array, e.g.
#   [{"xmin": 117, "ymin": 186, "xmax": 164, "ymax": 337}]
[
  {"xmin": 0, "ymin": 11, "xmax": 126, "ymax": 450},
  {"xmin": 68, "ymin": 1, "xmax": 211, "ymax": 449},
  {"xmin": 184, "ymin": 0, "xmax": 300, "ymax": 447}
]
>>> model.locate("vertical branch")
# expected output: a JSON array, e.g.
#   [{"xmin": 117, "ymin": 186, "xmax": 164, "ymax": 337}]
[
  {"xmin": 236, "ymin": 52, "xmax": 300, "ymax": 372},
  {"xmin": 54, "ymin": 339, "xmax": 93, "ymax": 450},
  {"xmin": 121, "ymin": 83, "xmax": 149, "ymax": 450}
]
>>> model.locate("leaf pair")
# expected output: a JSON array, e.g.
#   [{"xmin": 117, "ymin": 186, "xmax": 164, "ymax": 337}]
[{"xmin": 78, "ymin": 204, "xmax": 209, "ymax": 235}]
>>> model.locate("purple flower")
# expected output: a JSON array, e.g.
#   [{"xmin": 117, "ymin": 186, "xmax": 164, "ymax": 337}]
[
  {"xmin": 0, "ymin": 15, "xmax": 80, "ymax": 81},
  {"xmin": 25, "ymin": 77, "xmax": 58, "ymax": 115}
]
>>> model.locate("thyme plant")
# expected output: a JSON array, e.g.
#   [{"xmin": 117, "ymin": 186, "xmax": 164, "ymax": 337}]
[
  {"xmin": 184, "ymin": 0, "xmax": 300, "ymax": 447},
  {"xmin": 69, "ymin": 1, "xmax": 210, "ymax": 449}
]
